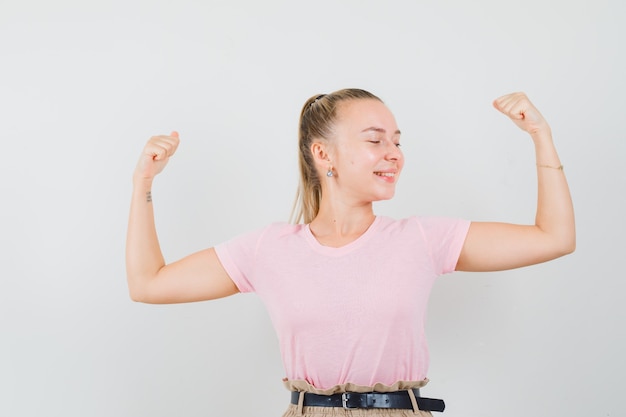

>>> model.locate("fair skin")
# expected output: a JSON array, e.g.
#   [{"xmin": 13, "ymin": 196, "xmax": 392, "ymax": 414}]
[
  {"xmin": 126, "ymin": 92, "xmax": 575, "ymax": 303},
  {"xmin": 308, "ymin": 99, "xmax": 404, "ymax": 247}
]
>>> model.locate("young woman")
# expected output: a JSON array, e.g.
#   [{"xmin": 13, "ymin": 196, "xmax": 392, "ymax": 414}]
[{"xmin": 126, "ymin": 88, "xmax": 575, "ymax": 416}]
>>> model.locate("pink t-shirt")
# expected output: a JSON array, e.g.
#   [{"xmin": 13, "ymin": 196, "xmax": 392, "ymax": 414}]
[{"xmin": 215, "ymin": 215, "xmax": 470, "ymax": 389}]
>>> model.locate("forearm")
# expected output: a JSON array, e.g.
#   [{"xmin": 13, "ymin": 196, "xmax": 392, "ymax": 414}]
[
  {"xmin": 532, "ymin": 130, "xmax": 576, "ymax": 253},
  {"xmin": 456, "ymin": 93, "xmax": 575, "ymax": 272},
  {"xmin": 125, "ymin": 178, "xmax": 166, "ymax": 298}
]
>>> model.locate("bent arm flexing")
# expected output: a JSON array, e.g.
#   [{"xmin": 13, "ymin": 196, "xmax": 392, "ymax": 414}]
[
  {"xmin": 125, "ymin": 132, "xmax": 238, "ymax": 303},
  {"xmin": 456, "ymin": 93, "xmax": 576, "ymax": 272}
]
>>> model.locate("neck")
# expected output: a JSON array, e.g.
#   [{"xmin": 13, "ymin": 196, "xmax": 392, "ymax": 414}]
[{"xmin": 309, "ymin": 203, "xmax": 376, "ymax": 247}]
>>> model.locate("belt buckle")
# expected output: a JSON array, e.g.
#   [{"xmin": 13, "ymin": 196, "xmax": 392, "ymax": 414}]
[{"xmin": 341, "ymin": 393, "xmax": 355, "ymax": 409}]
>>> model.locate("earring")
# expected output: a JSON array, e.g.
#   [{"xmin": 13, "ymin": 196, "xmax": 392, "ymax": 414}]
[{"xmin": 326, "ymin": 165, "xmax": 334, "ymax": 177}]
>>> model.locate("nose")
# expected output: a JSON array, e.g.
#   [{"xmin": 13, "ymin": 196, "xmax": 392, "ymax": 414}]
[{"xmin": 384, "ymin": 140, "xmax": 402, "ymax": 161}]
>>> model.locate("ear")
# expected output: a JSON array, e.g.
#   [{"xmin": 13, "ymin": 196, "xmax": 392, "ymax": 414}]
[{"xmin": 310, "ymin": 141, "xmax": 333, "ymax": 168}]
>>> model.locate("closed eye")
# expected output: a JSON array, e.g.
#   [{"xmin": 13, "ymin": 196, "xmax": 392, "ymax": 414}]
[{"xmin": 368, "ymin": 140, "xmax": 401, "ymax": 147}]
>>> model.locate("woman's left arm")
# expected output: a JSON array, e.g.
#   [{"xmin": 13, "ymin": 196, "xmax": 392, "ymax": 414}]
[{"xmin": 455, "ymin": 92, "xmax": 575, "ymax": 272}]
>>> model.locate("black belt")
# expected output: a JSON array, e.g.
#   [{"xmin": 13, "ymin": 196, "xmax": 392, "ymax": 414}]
[{"xmin": 290, "ymin": 389, "xmax": 445, "ymax": 412}]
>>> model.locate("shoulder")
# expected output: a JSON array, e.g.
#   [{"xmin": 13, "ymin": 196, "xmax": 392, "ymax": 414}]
[
  {"xmin": 223, "ymin": 222, "xmax": 306, "ymax": 245},
  {"xmin": 377, "ymin": 215, "xmax": 461, "ymax": 229},
  {"xmin": 261, "ymin": 221, "xmax": 307, "ymax": 239},
  {"xmin": 376, "ymin": 215, "xmax": 470, "ymax": 239}
]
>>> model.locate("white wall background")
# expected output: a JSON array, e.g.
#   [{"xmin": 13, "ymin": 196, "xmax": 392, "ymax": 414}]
[{"xmin": 1, "ymin": 1, "xmax": 624, "ymax": 416}]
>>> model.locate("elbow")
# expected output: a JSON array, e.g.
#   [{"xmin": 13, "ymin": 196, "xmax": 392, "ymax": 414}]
[
  {"xmin": 554, "ymin": 233, "xmax": 576, "ymax": 258},
  {"xmin": 127, "ymin": 286, "xmax": 146, "ymax": 303},
  {"xmin": 126, "ymin": 265, "xmax": 164, "ymax": 303},
  {"xmin": 540, "ymin": 223, "xmax": 575, "ymax": 259},
  {"xmin": 128, "ymin": 289, "xmax": 145, "ymax": 303},
  {"xmin": 126, "ymin": 277, "xmax": 151, "ymax": 303},
  {"xmin": 563, "ymin": 238, "xmax": 576, "ymax": 256},
  {"xmin": 127, "ymin": 278, "xmax": 167, "ymax": 304},
  {"xmin": 128, "ymin": 288, "xmax": 158, "ymax": 304},
  {"xmin": 564, "ymin": 226, "xmax": 576, "ymax": 255}
]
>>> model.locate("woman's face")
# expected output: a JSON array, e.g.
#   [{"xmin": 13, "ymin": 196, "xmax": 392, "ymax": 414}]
[{"xmin": 328, "ymin": 99, "xmax": 404, "ymax": 203}]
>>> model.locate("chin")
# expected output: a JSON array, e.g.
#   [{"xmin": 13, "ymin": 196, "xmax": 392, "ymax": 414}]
[{"xmin": 373, "ymin": 191, "xmax": 396, "ymax": 201}]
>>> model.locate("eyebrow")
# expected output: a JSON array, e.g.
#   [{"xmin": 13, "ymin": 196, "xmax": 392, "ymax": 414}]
[{"xmin": 361, "ymin": 127, "xmax": 402, "ymax": 135}]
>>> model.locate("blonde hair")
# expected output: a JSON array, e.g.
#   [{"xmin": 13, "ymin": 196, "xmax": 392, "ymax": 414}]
[{"xmin": 290, "ymin": 88, "xmax": 382, "ymax": 224}]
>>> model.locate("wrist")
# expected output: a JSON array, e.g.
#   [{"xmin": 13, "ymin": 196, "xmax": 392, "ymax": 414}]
[
  {"xmin": 132, "ymin": 174, "xmax": 154, "ymax": 190},
  {"xmin": 530, "ymin": 127, "xmax": 553, "ymax": 144}
]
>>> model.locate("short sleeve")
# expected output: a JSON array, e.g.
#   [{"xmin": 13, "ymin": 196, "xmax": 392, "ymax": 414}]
[
  {"xmin": 414, "ymin": 217, "xmax": 471, "ymax": 275},
  {"xmin": 214, "ymin": 226, "xmax": 269, "ymax": 293}
]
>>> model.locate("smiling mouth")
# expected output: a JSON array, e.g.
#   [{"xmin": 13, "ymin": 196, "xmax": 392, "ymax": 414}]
[{"xmin": 374, "ymin": 172, "xmax": 395, "ymax": 177}]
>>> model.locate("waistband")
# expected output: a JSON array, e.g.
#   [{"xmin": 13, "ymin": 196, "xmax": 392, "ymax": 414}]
[
  {"xmin": 283, "ymin": 379, "xmax": 440, "ymax": 415},
  {"xmin": 290, "ymin": 390, "xmax": 445, "ymax": 412},
  {"xmin": 283, "ymin": 378, "xmax": 430, "ymax": 395}
]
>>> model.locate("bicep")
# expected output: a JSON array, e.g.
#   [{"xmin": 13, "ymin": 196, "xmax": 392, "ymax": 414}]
[
  {"xmin": 138, "ymin": 247, "xmax": 239, "ymax": 304},
  {"xmin": 455, "ymin": 222, "xmax": 568, "ymax": 272}
]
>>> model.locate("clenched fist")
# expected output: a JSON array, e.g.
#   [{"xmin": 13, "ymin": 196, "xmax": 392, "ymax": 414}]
[
  {"xmin": 493, "ymin": 92, "xmax": 550, "ymax": 137},
  {"xmin": 134, "ymin": 131, "xmax": 180, "ymax": 182}
]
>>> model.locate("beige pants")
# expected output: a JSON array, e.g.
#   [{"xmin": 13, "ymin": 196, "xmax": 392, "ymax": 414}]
[{"xmin": 282, "ymin": 379, "xmax": 434, "ymax": 417}]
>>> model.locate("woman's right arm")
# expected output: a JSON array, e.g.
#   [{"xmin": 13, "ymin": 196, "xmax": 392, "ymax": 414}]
[{"xmin": 125, "ymin": 132, "xmax": 239, "ymax": 304}]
